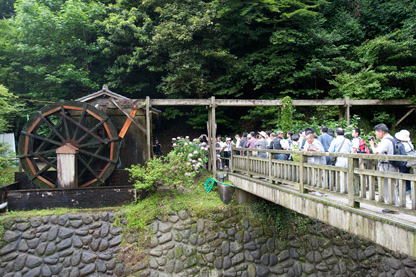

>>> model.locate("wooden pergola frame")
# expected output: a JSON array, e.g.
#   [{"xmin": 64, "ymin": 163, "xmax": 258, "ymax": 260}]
[{"xmin": 101, "ymin": 96, "xmax": 413, "ymax": 177}]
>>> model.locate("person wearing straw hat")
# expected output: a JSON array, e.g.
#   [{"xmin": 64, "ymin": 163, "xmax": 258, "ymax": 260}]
[
  {"xmin": 255, "ymin": 131, "xmax": 268, "ymax": 158},
  {"xmin": 395, "ymin": 130, "xmax": 414, "ymax": 204}
]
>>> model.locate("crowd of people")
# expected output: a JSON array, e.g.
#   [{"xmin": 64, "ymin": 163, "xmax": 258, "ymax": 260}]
[{"xmin": 215, "ymin": 124, "xmax": 415, "ymax": 211}]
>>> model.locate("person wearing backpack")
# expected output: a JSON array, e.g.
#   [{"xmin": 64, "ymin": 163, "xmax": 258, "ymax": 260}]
[
  {"xmin": 395, "ymin": 130, "xmax": 414, "ymax": 204},
  {"xmin": 369, "ymin": 123, "xmax": 399, "ymax": 211}
]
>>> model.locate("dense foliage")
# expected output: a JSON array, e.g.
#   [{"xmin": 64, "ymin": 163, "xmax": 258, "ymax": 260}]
[
  {"xmin": 1, "ymin": 0, "xmax": 416, "ymax": 133},
  {"xmin": 128, "ymin": 136, "xmax": 209, "ymax": 191}
]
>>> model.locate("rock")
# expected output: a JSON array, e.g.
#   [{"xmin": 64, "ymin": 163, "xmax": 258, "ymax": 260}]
[
  {"xmin": 255, "ymin": 264, "xmax": 270, "ymax": 277},
  {"xmin": 0, "ymin": 241, "xmax": 18, "ymax": 255},
  {"xmin": 98, "ymin": 252, "xmax": 112, "ymax": 260},
  {"xmin": 223, "ymin": 256, "xmax": 232, "ymax": 269},
  {"xmin": 314, "ymin": 251, "xmax": 322, "ymax": 263},
  {"xmin": 390, "ymin": 258, "xmax": 402, "ymax": 270},
  {"xmin": 44, "ymin": 255, "xmax": 59, "ymax": 265},
  {"xmin": 232, "ymin": 253, "xmax": 244, "ymax": 265},
  {"xmin": 214, "ymin": 258, "xmax": 223, "ymax": 269},
  {"xmin": 50, "ymin": 264, "xmax": 63, "ymax": 275},
  {"xmin": 110, "ymin": 226, "xmax": 123, "ymax": 236},
  {"xmin": 403, "ymin": 259, "xmax": 416, "ymax": 268},
  {"xmin": 57, "ymin": 215, "xmax": 68, "ymax": 226},
  {"xmin": 41, "ymin": 264, "xmax": 52, "ymax": 277},
  {"xmin": 16, "ymin": 223, "xmax": 30, "ymax": 232},
  {"xmin": 14, "ymin": 254, "xmax": 27, "ymax": 271},
  {"xmin": 159, "ymin": 233, "xmax": 172, "ymax": 245},
  {"xmin": 18, "ymin": 240, "xmax": 29, "ymax": 252},
  {"xmin": 109, "ymin": 236, "xmax": 122, "ymax": 247},
  {"xmin": 89, "ymin": 222, "xmax": 102, "ymax": 229},
  {"xmin": 70, "ymin": 220, "xmax": 83, "ymax": 228},
  {"xmin": 70, "ymin": 267, "xmax": 80, "ymax": 277},
  {"xmin": 99, "ymin": 239, "xmax": 109, "ymax": 251},
  {"xmin": 150, "ymin": 249, "xmax": 163, "ymax": 257},
  {"xmin": 290, "ymin": 248, "xmax": 300, "ymax": 259},
  {"xmin": 21, "ymin": 230, "xmax": 35, "ymax": 240},
  {"xmin": 80, "ymin": 264, "xmax": 96, "ymax": 277},
  {"xmin": 75, "ymin": 228, "xmax": 89, "ymax": 236},
  {"xmin": 47, "ymin": 226, "xmax": 59, "ymax": 241},
  {"xmin": 230, "ymin": 242, "xmax": 243, "ymax": 254},
  {"xmin": 316, "ymin": 262, "xmax": 329, "ymax": 271},
  {"xmin": 159, "ymin": 223, "xmax": 172, "ymax": 233},
  {"xmin": 306, "ymin": 251, "xmax": 314, "ymax": 263},
  {"xmin": 101, "ymin": 223, "xmax": 110, "ymax": 238},
  {"xmin": 260, "ymin": 254, "xmax": 269, "ymax": 266},
  {"xmin": 247, "ymin": 264, "xmax": 256, "ymax": 277},
  {"xmin": 169, "ymin": 215, "xmax": 180, "ymax": 223},
  {"xmin": 293, "ymin": 261, "xmax": 302, "ymax": 276},
  {"xmin": 222, "ymin": 241, "xmax": 230, "ymax": 255},
  {"xmin": 35, "ymin": 242, "xmax": 47, "ymax": 255},
  {"xmin": 223, "ymin": 267, "xmax": 237, "ymax": 277},
  {"xmin": 57, "ymin": 238, "xmax": 72, "ymax": 251},
  {"xmin": 3, "ymin": 231, "xmax": 20, "ymax": 242},
  {"xmin": 81, "ymin": 251, "xmax": 97, "ymax": 263},
  {"xmin": 302, "ymin": 263, "xmax": 315, "ymax": 274},
  {"xmin": 71, "ymin": 250, "xmax": 81, "ymax": 266},
  {"xmin": 23, "ymin": 267, "xmax": 40, "ymax": 277},
  {"xmin": 244, "ymin": 242, "xmax": 256, "ymax": 251},
  {"xmin": 278, "ymin": 250, "xmax": 290, "ymax": 262},
  {"xmin": 25, "ymin": 255, "xmax": 42, "ymax": 268},
  {"xmin": 174, "ymin": 260, "xmax": 184, "ymax": 273},
  {"xmin": 36, "ymin": 225, "xmax": 50, "ymax": 233},
  {"xmin": 73, "ymin": 236, "xmax": 83, "ymax": 248},
  {"xmin": 178, "ymin": 210, "xmax": 188, "ymax": 220},
  {"xmin": 251, "ymin": 249, "xmax": 261, "ymax": 259},
  {"xmin": 189, "ymin": 234, "xmax": 197, "ymax": 245}
]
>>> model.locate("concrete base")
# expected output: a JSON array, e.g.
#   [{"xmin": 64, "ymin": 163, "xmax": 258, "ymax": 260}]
[
  {"xmin": 235, "ymin": 188, "xmax": 258, "ymax": 203},
  {"xmin": 218, "ymin": 184, "xmax": 235, "ymax": 205}
]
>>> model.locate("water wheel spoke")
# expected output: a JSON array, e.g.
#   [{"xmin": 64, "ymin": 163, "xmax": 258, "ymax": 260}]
[
  {"xmin": 35, "ymin": 118, "xmax": 63, "ymax": 153},
  {"xmin": 77, "ymin": 155, "xmax": 104, "ymax": 184},
  {"xmin": 32, "ymin": 152, "xmax": 57, "ymax": 169},
  {"xmin": 72, "ymin": 103, "xmax": 88, "ymax": 140},
  {"xmin": 22, "ymin": 131, "xmax": 62, "ymax": 146},
  {"xmin": 61, "ymin": 106, "xmax": 71, "ymax": 139},
  {"xmin": 78, "ymin": 145, "xmax": 105, "ymax": 178},
  {"xmin": 29, "ymin": 158, "xmax": 57, "ymax": 180},
  {"xmin": 79, "ymin": 137, "xmax": 119, "ymax": 148},
  {"xmin": 78, "ymin": 149, "xmax": 115, "ymax": 164},
  {"xmin": 38, "ymin": 113, "xmax": 66, "ymax": 142},
  {"xmin": 60, "ymin": 112, "xmax": 107, "ymax": 145},
  {"xmin": 19, "ymin": 149, "xmax": 58, "ymax": 159},
  {"xmin": 77, "ymin": 118, "xmax": 108, "ymax": 144}
]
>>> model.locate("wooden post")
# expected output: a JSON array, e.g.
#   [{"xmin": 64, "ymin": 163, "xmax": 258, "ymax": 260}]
[
  {"xmin": 268, "ymin": 152, "xmax": 273, "ymax": 183},
  {"xmin": 56, "ymin": 143, "xmax": 79, "ymax": 188},
  {"xmin": 146, "ymin": 96, "xmax": 151, "ymax": 161},
  {"xmin": 229, "ymin": 145, "xmax": 233, "ymax": 173},
  {"xmin": 345, "ymin": 96, "xmax": 350, "ymax": 125},
  {"xmin": 211, "ymin": 96, "xmax": 216, "ymax": 178},
  {"xmin": 207, "ymin": 108, "xmax": 212, "ymax": 170},
  {"xmin": 299, "ymin": 153, "xmax": 307, "ymax": 193},
  {"xmin": 348, "ymin": 157, "xmax": 360, "ymax": 207}
]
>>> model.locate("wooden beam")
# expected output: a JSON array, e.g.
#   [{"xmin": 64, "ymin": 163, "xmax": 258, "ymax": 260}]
[
  {"xmin": 211, "ymin": 96, "xmax": 216, "ymax": 177},
  {"xmin": 146, "ymin": 96, "xmax": 151, "ymax": 161},
  {"xmin": 395, "ymin": 108, "xmax": 415, "ymax": 127},
  {"xmin": 119, "ymin": 109, "xmax": 139, "ymax": 138},
  {"xmin": 110, "ymin": 98, "xmax": 146, "ymax": 133}
]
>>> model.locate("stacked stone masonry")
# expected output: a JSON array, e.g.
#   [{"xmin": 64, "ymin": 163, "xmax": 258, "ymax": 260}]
[{"xmin": 1, "ymin": 209, "xmax": 416, "ymax": 276}]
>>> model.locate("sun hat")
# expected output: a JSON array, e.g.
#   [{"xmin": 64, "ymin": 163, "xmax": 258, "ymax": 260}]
[
  {"xmin": 395, "ymin": 130, "xmax": 411, "ymax": 142},
  {"xmin": 276, "ymin": 131, "xmax": 284, "ymax": 135},
  {"xmin": 258, "ymin": 131, "xmax": 267, "ymax": 138}
]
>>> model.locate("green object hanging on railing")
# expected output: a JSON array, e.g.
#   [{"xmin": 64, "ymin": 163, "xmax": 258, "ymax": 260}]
[{"xmin": 204, "ymin": 177, "xmax": 236, "ymax": 193}]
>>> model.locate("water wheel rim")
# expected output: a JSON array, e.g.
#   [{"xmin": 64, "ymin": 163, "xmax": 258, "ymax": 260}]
[{"xmin": 18, "ymin": 101, "xmax": 120, "ymax": 189}]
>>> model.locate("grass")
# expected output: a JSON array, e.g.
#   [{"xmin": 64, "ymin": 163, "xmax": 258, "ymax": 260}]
[{"xmin": 0, "ymin": 166, "xmax": 19, "ymax": 187}]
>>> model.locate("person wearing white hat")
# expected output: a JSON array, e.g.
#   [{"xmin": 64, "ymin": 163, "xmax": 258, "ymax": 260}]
[
  {"xmin": 395, "ymin": 129, "xmax": 414, "ymax": 204},
  {"xmin": 255, "ymin": 131, "xmax": 268, "ymax": 158}
]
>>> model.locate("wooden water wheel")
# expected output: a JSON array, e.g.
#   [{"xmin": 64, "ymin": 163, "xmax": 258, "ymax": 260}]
[{"xmin": 18, "ymin": 101, "xmax": 120, "ymax": 189}]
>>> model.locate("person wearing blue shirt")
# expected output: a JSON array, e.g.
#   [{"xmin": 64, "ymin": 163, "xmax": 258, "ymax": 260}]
[
  {"xmin": 328, "ymin": 128, "xmax": 352, "ymax": 192},
  {"xmin": 318, "ymin": 126, "xmax": 334, "ymax": 165}
]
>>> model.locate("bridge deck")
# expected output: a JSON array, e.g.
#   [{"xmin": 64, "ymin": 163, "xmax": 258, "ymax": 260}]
[{"xmin": 227, "ymin": 147, "xmax": 416, "ymax": 258}]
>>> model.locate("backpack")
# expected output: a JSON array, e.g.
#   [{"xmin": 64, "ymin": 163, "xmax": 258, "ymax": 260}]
[
  {"xmin": 357, "ymin": 137, "xmax": 370, "ymax": 154},
  {"xmin": 290, "ymin": 144, "xmax": 300, "ymax": 162},
  {"xmin": 385, "ymin": 137, "xmax": 406, "ymax": 167}
]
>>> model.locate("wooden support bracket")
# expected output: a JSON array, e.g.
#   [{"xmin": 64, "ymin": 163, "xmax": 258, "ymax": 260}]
[{"xmin": 110, "ymin": 98, "xmax": 146, "ymax": 133}]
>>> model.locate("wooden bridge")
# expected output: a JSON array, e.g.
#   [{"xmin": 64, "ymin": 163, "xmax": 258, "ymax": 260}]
[{"xmin": 227, "ymin": 147, "xmax": 416, "ymax": 258}]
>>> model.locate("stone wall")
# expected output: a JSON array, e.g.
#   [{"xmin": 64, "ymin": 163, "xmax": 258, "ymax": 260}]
[{"xmin": 1, "ymin": 208, "xmax": 416, "ymax": 276}]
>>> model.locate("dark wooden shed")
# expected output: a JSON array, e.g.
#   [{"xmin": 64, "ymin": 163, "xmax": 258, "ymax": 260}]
[{"xmin": 76, "ymin": 85, "xmax": 161, "ymax": 168}]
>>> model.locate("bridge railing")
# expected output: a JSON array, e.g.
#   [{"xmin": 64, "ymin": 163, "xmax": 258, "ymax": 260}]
[{"xmin": 231, "ymin": 146, "xmax": 416, "ymax": 216}]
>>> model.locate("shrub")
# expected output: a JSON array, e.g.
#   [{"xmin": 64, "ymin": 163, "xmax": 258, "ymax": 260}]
[{"xmin": 128, "ymin": 136, "xmax": 209, "ymax": 191}]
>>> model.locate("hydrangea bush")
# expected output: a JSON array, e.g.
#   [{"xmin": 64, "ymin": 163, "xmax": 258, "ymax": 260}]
[{"xmin": 128, "ymin": 136, "xmax": 209, "ymax": 191}]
